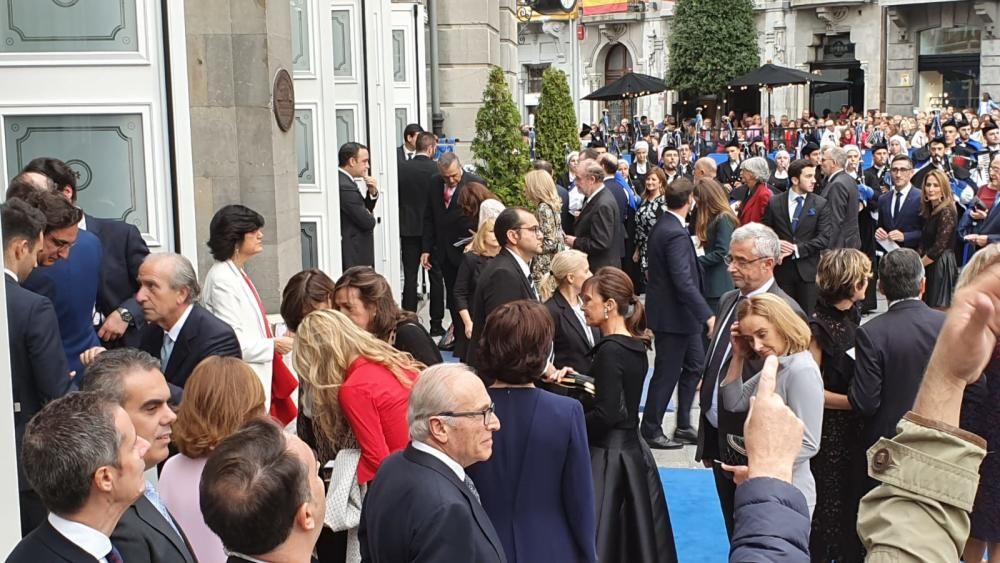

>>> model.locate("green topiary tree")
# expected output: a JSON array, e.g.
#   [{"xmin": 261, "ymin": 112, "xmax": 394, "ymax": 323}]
[
  {"xmin": 667, "ymin": 0, "xmax": 759, "ymax": 98},
  {"xmin": 472, "ymin": 66, "xmax": 531, "ymax": 207},
  {"xmin": 535, "ymin": 67, "xmax": 578, "ymax": 180}
]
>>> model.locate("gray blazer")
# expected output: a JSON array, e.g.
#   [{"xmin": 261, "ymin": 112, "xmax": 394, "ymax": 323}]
[
  {"xmin": 112, "ymin": 494, "xmax": 198, "ymax": 563},
  {"xmin": 719, "ymin": 350, "xmax": 824, "ymax": 513}
]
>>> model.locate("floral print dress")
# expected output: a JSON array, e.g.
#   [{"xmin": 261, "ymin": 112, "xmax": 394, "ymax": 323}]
[{"xmin": 634, "ymin": 195, "xmax": 668, "ymax": 274}]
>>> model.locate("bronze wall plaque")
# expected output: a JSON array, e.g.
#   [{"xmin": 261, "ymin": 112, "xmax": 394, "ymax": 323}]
[{"xmin": 273, "ymin": 68, "xmax": 295, "ymax": 132}]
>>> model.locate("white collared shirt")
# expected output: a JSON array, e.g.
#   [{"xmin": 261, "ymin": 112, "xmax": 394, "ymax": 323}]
[
  {"xmin": 888, "ymin": 296, "xmax": 922, "ymax": 308},
  {"xmin": 706, "ymin": 278, "xmax": 776, "ymax": 427},
  {"xmin": 506, "ymin": 248, "xmax": 531, "ymax": 279},
  {"xmin": 584, "ymin": 185, "xmax": 605, "ymax": 206},
  {"xmin": 4, "ymin": 268, "xmax": 18, "ymax": 282},
  {"xmin": 48, "ymin": 513, "xmax": 112, "ymax": 563},
  {"xmin": 166, "ymin": 304, "xmax": 194, "ymax": 343},
  {"xmin": 666, "ymin": 209, "xmax": 687, "ymax": 228},
  {"xmin": 787, "ymin": 190, "xmax": 807, "ymax": 225},
  {"xmin": 890, "ymin": 185, "xmax": 913, "ymax": 218},
  {"xmin": 78, "ymin": 214, "xmax": 88, "ymax": 231},
  {"xmin": 412, "ymin": 440, "xmax": 465, "ymax": 481}
]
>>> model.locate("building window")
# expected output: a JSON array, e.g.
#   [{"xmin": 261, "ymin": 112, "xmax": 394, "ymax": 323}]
[
  {"xmin": 525, "ymin": 64, "xmax": 549, "ymax": 95},
  {"xmin": 331, "ymin": 10, "xmax": 353, "ymax": 77},
  {"xmin": 919, "ymin": 26, "xmax": 981, "ymax": 56},
  {"xmin": 918, "ymin": 27, "xmax": 980, "ymax": 109},
  {"xmin": 0, "ymin": 0, "xmax": 139, "ymax": 53},
  {"xmin": 392, "ymin": 29, "xmax": 406, "ymax": 82},
  {"xmin": 294, "ymin": 109, "xmax": 315, "ymax": 185},
  {"xmin": 290, "ymin": 0, "xmax": 311, "ymax": 73}
]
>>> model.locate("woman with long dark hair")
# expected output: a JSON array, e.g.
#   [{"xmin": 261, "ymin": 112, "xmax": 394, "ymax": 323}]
[
  {"xmin": 919, "ymin": 169, "xmax": 959, "ymax": 308},
  {"xmin": 694, "ymin": 178, "xmax": 738, "ymax": 313}
]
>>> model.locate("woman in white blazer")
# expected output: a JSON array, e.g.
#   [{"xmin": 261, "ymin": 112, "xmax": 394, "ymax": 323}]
[{"xmin": 202, "ymin": 205, "xmax": 294, "ymax": 407}]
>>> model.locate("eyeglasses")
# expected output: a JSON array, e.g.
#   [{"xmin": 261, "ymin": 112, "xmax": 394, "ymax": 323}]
[
  {"xmin": 723, "ymin": 255, "xmax": 767, "ymax": 268},
  {"xmin": 517, "ymin": 225, "xmax": 542, "ymax": 235},
  {"xmin": 50, "ymin": 236, "xmax": 75, "ymax": 250},
  {"xmin": 890, "ymin": 167, "xmax": 912, "ymax": 174},
  {"xmin": 432, "ymin": 403, "xmax": 496, "ymax": 427}
]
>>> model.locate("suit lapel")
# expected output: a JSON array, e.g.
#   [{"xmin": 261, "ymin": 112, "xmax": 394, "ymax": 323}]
[
  {"xmin": 134, "ymin": 496, "xmax": 194, "ymax": 563},
  {"xmin": 165, "ymin": 315, "xmax": 194, "ymax": 385},
  {"xmin": 774, "ymin": 192, "xmax": 793, "ymax": 235},
  {"xmin": 796, "ymin": 193, "xmax": 819, "ymax": 234},
  {"xmin": 556, "ymin": 292, "xmax": 590, "ymax": 346},
  {"xmin": 38, "ymin": 520, "xmax": 101, "ymax": 562}
]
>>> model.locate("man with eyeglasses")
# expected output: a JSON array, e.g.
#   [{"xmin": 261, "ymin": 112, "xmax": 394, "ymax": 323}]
[
  {"xmin": 875, "ymin": 155, "xmax": 923, "ymax": 252},
  {"xmin": 360, "ymin": 364, "xmax": 506, "ymax": 563},
  {"xmin": 966, "ymin": 154, "xmax": 1000, "ymax": 248},
  {"xmin": 466, "ymin": 207, "xmax": 544, "ymax": 371}
]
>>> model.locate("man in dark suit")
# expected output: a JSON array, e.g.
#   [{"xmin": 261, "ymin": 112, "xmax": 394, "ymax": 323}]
[
  {"xmin": 398, "ymin": 131, "xmax": 438, "ymax": 312},
  {"xmin": 598, "ymin": 154, "xmax": 632, "ymax": 269},
  {"xmin": 467, "ymin": 208, "xmax": 543, "ymax": 370},
  {"xmin": 360, "ymin": 364, "xmax": 507, "ymax": 563},
  {"xmin": 565, "ymin": 159, "xmax": 624, "ymax": 272},
  {"xmin": 642, "ymin": 177, "xmax": 714, "ymax": 449},
  {"xmin": 397, "ymin": 122, "xmax": 424, "ymax": 164},
  {"xmin": 21, "ymin": 157, "xmax": 151, "ymax": 348},
  {"xmin": 875, "ymin": 155, "xmax": 923, "ymax": 250},
  {"xmin": 7, "ymin": 392, "xmax": 146, "ymax": 563},
  {"xmin": 339, "ymin": 141, "xmax": 380, "ymax": 270},
  {"xmin": 695, "ymin": 223, "xmax": 805, "ymax": 537},
  {"xmin": 79, "ymin": 348, "xmax": 196, "ymax": 563},
  {"xmin": 2, "ymin": 199, "xmax": 73, "ymax": 535},
  {"xmin": 819, "ymin": 145, "xmax": 862, "ymax": 249},
  {"xmin": 762, "ymin": 159, "xmax": 833, "ymax": 316},
  {"xmin": 862, "ymin": 143, "xmax": 890, "ymax": 194},
  {"xmin": 716, "ymin": 140, "xmax": 743, "ymax": 193},
  {"xmin": 421, "ymin": 153, "xmax": 483, "ymax": 337},
  {"xmin": 201, "ymin": 418, "xmax": 326, "ymax": 563},
  {"xmin": 134, "ymin": 253, "xmax": 241, "ymax": 403}
]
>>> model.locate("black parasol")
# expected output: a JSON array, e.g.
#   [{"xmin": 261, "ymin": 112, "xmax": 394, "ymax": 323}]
[{"xmin": 583, "ymin": 72, "xmax": 668, "ymax": 101}]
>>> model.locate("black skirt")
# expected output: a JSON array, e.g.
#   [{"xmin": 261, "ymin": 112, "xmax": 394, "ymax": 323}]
[
  {"xmin": 591, "ymin": 429, "xmax": 678, "ymax": 563},
  {"xmin": 923, "ymin": 249, "xmax": 957, "ymax": 308}
]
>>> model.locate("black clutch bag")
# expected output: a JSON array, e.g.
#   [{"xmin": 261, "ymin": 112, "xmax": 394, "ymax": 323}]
[{"xmin": 551, "ymin": 372, "xmax": 596, "ymax": 410}]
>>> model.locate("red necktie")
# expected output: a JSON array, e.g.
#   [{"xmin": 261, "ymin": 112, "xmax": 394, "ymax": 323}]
[{"xmin": 240, "ymin": 271, "xmax": 299, "ymax": 425}]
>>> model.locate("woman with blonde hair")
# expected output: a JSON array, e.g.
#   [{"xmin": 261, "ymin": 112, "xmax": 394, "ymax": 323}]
[
  {"xmin": 719, "ymin": 293, "xmax": 824, "ymax": 514},
  {"xmin": 453, "ymin": 217, "xmax": 500, "ymax": 360},
  {"xmin": 541, "ymin": 249, "xmax": 599, "ymax": 375},
  {"xmin": 694, "ymin": 178, "xmax": 738, "ymax": 312},
  {"xmin": 524, "ymin": 169, "xmax": 566, "ymax": 283},
  {"xmin": 919, "ymin": 169, "xmax": 959, "ymax": 308},
  {"xmin": 293, "ymin": 309, "xmax": 420, "ymax": 476},
  {"xmin": 159, "ymin": 357, "xmax": 267, "ymax": 563}
]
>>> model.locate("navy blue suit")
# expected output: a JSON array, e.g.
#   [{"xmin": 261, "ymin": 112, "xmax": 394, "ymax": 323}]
[
  {"xmin": 466, "ymin": 388, "xmax": 597, "ymax": 563},
  {"xmin": 876, "ymin": 187, "xmax": 923, "ymax": 249},
  {"xmin": 977, "ymin": 200, "xmax": 1000, "ymax": 243},
  {"xmin": 23, "ymin": 229, "xmax": 102, "ymax": 380},
  {"xmin": 6, "ymin": 520, "xmax": 100, "ymax": 563},
  {"xmin": 642, "ymin": 211, "xmax": 713, "ymax": 438},
  {"xmin": 86, "ymin": 215, "xmax": 149, "ymax": 348}
]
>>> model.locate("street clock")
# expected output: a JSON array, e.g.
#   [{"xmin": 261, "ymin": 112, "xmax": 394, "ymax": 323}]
[{"xmin": 532, "ymin": 0, "xmax": 577, "ymax": 14}]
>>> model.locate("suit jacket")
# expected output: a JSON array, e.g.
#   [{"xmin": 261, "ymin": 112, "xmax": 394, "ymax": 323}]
[
  {"xmin": 339, "ymin": 170, "xmax": 378, "ymax": 269},
  {"xmin": 604, "ymin": 178, "xmax": 631, "ymax": 257},
  {"xmin": 201, "ymin": 260, "xmax": 274, "ymax": 403},
  {"xmin": 467, "ymin": 249, "xmax": 537, "ymax": 370},
  {"xmin": 848, "ymin": 300, "xmax": 943, "ymax": 448},
  {"xmin": 422, "ymin": 171, "xmax": 483, "ymax": 267},
  {"xmin": 877, "ymin": 188, "xmax": 923, "ymax": 249},
  {"xmin": 863, "ymin": 165, "xmax": 890, "ymax": 192},
  {"xmin": 573, "ymin": 187, "xmax": 623, "ymax": 273},
  {"xmin": 978, "ymin": 200, "xmax": 1000, "ymax": 243},
  {"xmin": 545, "ymin": 290, "xmax": 600, "ymax": 375},
  {"xmin": 820, "ymin": 170, "xmax": 862, "ymax": 249},
  {"xmin": 556, "ymin": 183, "xmax": 574, "ymax": 236},
  {"xmin": 24, "ymin": 229, "xmax": 102, "ymax": 379},
  {"xmin": 6, "ymin": 275, "xmax": 72, "ymax": 491},
  {"xmin": 762, "ymin": 191, "xmax": 832, "ymax": 283},
  {"xmin": 645, "ymin": 211, "xmax": 713, "ymax": 335},
  {"xmin": 697, "ymin": 215, "xmax": 737, "ymax": 301},
  {"xmin": 716, "ymin": 159, "xmax": 741, "ymax": 188},
  {"xmin": 5, "ymin": 520, "xmax": 101, "ymax": 563},
  {"xmin": 695, "ymin": 282, "xmax": 804, "ymax": 461},
  {"xmin": 112, "ymin": 495, "xmax": 197, "ymax": 563},
  {"xmin": 86, "ymin": 215, "xmax": 149, "ymax": 347},
  {"xmin": 397, "ymin": 154, "xmax": 438, "ymax": 237},
  {"xmin": 139, "ymin": 304, "xmax": 242, "ymax": 404},
  {"xmin": 359, "ymin": 445, "xmax": 507, "ymax": 563}
]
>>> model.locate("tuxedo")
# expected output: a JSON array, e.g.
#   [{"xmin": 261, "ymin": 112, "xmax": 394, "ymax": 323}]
[
  {"xmin": 761, "ymin": 190, "xmax": 832, "ymax": 316},
  {"xmin": 6, "ymin": 520, "xmax": 103, "ymax": 563},
  {"xmin": 466, "ymin": 249, "xmax": 537, "ymax": 373},
  {"xmin": 113, "ymin": 495, "xmax": 197, "ymax": 563},
  {"xmin": 819, "ymin": 170, "xmax": 862, "ymax": 249},
  {"xmin": 86, "ymin": 215, "xmax": 149, "ymax": 348},
  {"xmin": 876, "ymin": 187, "xmax": 923, "ymax": 249},
  {"xmin": 573, "ymin": 187, "xmax": 623, "ymax": 272},
  {"xmin": 339, "ymin": 170, "xmax": 378, "ymax": 269},
  {"xmin": 138, "ymin": 304, "xmax": 242, "ymax": 404},
  {"xmin": 398, "ymin": 154, "xmax": 438, "ymax": 311}
]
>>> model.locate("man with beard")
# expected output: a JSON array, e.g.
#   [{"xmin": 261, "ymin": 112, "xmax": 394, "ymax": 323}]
[{"xmin": 661, "ymin": 145, "xmax": 682, "ymax": 185}]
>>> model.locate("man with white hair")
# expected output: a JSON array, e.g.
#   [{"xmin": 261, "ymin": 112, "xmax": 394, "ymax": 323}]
[
  {"xmin": 820, "ymin": 145, "xmax": 862, "ymax": 249},
  {"xmin": 359, "ymin": 364, "xmax": 506, "ymax": 562}
]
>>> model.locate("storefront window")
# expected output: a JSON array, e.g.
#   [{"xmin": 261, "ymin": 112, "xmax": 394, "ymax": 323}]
[
  {"xmin": 919, "ymin": 27, "xmax": 981, "ymax": 56},
  {"xmin": 918, "ymin": 27, "xmax": 981, "ymax": 109}
]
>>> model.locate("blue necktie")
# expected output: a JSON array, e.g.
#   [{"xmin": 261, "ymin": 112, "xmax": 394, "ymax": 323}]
[
  {"xmin": 106, "ymin": 545, "xmax": 123, "ymax": 563},
  {"xmin": 893, "ymin": 191, "xmax": 903, "ymax": 220},
  {"xmin": 144, "ymin": 482, "xmax": 181, "ymax": 536},
  {"xmin": 160, "ymin": 335, "xmax": 174, "ymax": 370},
  {"xmin": 791, "ymin": 195, "xmax": 804, "ymax": 233}
]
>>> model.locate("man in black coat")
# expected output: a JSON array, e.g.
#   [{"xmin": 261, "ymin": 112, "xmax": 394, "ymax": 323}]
[
  {"xmin": 466, "ymin": 208, "xmax": 542, "ymax": 371},
  {"xmin": 360, "ymin": 364, "xmax": 507, "ymax": 563},
  {"xmin": 422, "ymin": 153, "xmax": 484, "ymax": 337},
  {"xmin": 565, "ymin": 159, "xmax": 624, "ymax": 272},
  {"xmin": 396, "ymin": 122, "xmax": 423, "ymax": 164},
  {"xmin": 398, "ymin": 132, "xmax": 438, "ymax": 312},
  {"xmin": 2, "ymin": 199, "xmax": 73, "ymax": 535},
  {"xmin": 762, "ymin": 159, "xmax": 832, "ymax": 316},
  {"xmin": 134, "ymin": 253, "xmax": 241, "ymax": 404},
  {"xmin": 819, "ymin": 145, "xmax": 862, "ymax": 249},
  {"xmin": 338, "ymin": 142, "xmax": 380, "ymax": 270},
  {"xmin": 6, "ymin": 393, "xmax": 146, "ymax": 563},
  {"xmin": 716, "ymin": 140, "xmax": 743, "ymax": 193},
  {"xmin": 642, "ymin": 177, "xmax": 714, "ymax": 449}
]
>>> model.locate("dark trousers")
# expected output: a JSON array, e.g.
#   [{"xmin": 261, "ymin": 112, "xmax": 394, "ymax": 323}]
[
  {"xmin": 712, "ymin": 462, "xmax": 737, "ymax": 540},
  {"xmin": 20, "ymin": 489, "xmax": 47, "ymax": 536},
  {"xmin": 641, "ymin": 331, "xmax": 704, "ymax": 437},
  {"xmin": 401, "ymin": 236, "xmax": 422, "ymax": 312},
  {"xmin": 437, "ymin": 253, "xmax": 462, "ymax": 334},
  {"xmin": 429, "ymin": 266, "xmax": 445, "ymax": 328},
  {"xmin": 776, "ymin": 267, "xmax": 818, "ymax": 317}
]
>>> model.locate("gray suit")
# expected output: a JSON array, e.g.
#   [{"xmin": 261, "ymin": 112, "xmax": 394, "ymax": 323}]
[
  {"xmin": 112, "ymin": 495, "xmax": 197, "ymax": 563},
  {"xmin": 820, "ymin": 170, "xmax": 861, "ymax": 249},
  {"xmin": 339, "ymin": 170, "xmax": 378, "ymax": 269}
]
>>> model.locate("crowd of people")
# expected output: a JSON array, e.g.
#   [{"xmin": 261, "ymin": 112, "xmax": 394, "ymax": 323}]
[{"xmin": 2, "ymin": 98, "xmax": 1000, "ymax": 563}]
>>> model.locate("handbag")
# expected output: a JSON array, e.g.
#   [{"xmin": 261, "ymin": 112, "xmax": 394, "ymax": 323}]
[{"xmin": 324, "ymin": 440, "xmax": 364, "ymax": 532}]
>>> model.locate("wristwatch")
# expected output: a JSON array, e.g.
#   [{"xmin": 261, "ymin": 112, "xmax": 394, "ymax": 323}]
[{"xmin": 117, "ymin": 307, "xmax": 134, "ymax": 325}]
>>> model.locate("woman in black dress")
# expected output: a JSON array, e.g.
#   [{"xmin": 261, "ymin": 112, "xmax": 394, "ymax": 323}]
[
  {"xmin": 919, "ymin": 169, "xmax": 958, "ymax": 308},
  {"xmin": 454, "ymin": 218, "xmax": 500, "ymax": 360},
  {"xmin": 580, "ymin": 267, "xmax": 677, "ymax": 563},
  {"xmin": 808, "ymin": 249, "xmax": 871, "ymax": 563}
]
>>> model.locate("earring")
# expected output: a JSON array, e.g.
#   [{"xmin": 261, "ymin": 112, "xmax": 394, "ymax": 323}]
[{"xmin": 604, "ymin": 307, "xmax": 610, "ymax": 320}]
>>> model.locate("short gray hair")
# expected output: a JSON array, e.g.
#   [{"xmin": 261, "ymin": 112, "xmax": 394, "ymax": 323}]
[
  {"xmin": 145, "ymin": 252, "xmax": 200, "ymax": 303},
  {"xmin": 438, "ymin": 152, "xmax": 460, "ymax": 171},
  {"xmin": 730, "ymin": 222, "xmax": 781, "ymax": 260},
  {"xmin": 878, "ymin": 248, "xmax": 925, "ymax": 301},
  {"xmin": 579, "ymin": 160, "xmax": 605, "ymax": 182},
  {"xmin": 823, "ymin": 145, "xmax": 848, "ymax": 168},
  {"xmin": 694, "ymin": 157, "xmax": 717, "ymax": 176},
  {"xmin": 407, "ymin": 364, "xmax": 470, "ymax": 441},
  {"xmin": 81, "ymin": 348, "xmax": 162, "ymax": 405},
  {"xmin": 741, "ymin": 157, "xmax": 771, "ymax": 182}
]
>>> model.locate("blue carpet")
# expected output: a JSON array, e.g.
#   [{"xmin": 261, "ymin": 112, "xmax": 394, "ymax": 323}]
[{"xmin": 660, "ymin": 468, "xmax": 729, "ymax": 562}]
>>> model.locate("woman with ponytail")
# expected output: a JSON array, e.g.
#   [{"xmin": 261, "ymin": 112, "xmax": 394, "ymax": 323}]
[
  {"xmin": 580, "ymin": 267, "xmax": 678, "ymax": 563},
  {"xmin": 541, "ymin": 249, "xmax": 600, "ymax": 375}
]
